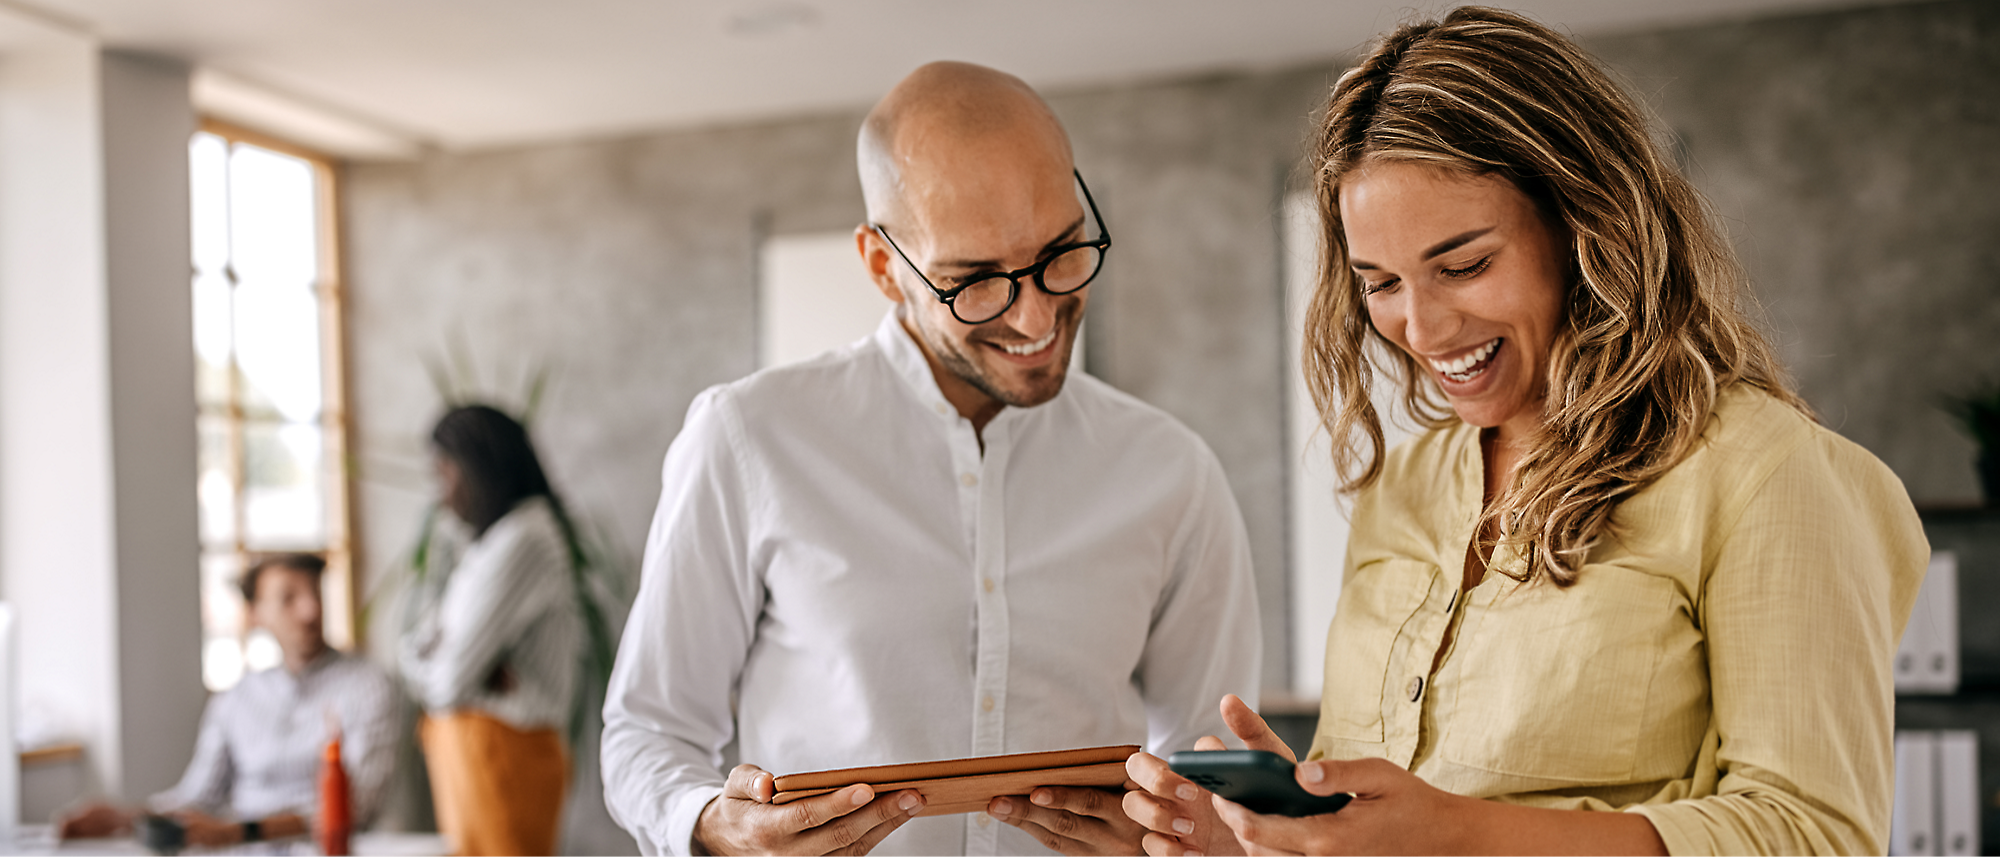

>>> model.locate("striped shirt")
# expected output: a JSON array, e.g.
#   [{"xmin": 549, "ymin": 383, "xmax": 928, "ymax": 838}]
[
  {"xmin": 399, "ymin": 496, "xmax": 582, "ymax": 731},
  {"xmin": 152, "ymin": 649, "xmax": 398, "ymax": 826}
]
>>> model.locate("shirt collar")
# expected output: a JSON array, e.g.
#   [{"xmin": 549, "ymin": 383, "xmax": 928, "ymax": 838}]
[
  {"xmin": 874, "ymin": 308, "xmax": 971, "ymax": 419},
  {"xmin": 870, "ymin": 308, "xmax": 1060, "ymax": 429}
]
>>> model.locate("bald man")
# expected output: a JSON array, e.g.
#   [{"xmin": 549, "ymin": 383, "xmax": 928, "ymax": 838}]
[{"xmin": 602, "ymin": 62, "xmax": 1261, "ymax": 857}]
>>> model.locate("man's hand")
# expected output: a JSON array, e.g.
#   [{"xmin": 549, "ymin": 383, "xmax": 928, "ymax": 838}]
[
  {"xmin": 692, "ymin": 763, "xmax": 924, "ymax": 856},
  {"xmin": 172, "ymin": 809, "xmax": 244, "ymax": 848},
  {"xmin": 990, "ymin": 785, "xmax": 1147, "ymax": 855},
  {"xmin": 55, "ymin": 802, "xmax": 133, "ymax": 840}
]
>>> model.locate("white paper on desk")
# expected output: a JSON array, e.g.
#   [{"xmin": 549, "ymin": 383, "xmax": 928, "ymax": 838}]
[
  {"xmin": 1897, "ymin": 552, "xmax": 1960, "ymax": 695},
  {"xmin": 1893, "ymin": 731, "xmax": 1939, "ymax": 856},
  {"xmin": 1938, "ymin": 730, "xmax": 1979, "ymax": 856}
]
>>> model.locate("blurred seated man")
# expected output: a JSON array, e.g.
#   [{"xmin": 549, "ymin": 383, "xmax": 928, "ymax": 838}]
[{"xmin": 57, "ymin": 554, "xmax": 399, "ymax": 847}]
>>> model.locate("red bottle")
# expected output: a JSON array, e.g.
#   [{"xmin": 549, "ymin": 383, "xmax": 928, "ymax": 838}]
[{"xmin": 318, "ymin": 737, "xmax": 352, "ymax": 856}]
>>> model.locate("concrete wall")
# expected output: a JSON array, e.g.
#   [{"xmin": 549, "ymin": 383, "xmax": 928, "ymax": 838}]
[
  {"xmin": 345, "ymin": 0, "xmax": 1997, "ymax": 842},
  {"xmin": 1591, "ymin": 0, "xmax": 2000, "ymax": 506}
]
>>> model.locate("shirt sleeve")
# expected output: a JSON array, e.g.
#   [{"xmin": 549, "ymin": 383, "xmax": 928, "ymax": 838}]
[
  {"xmin": 1630, "ymin": 430, "xmax": 1928, "ymax": 855},
  {"xmin": 1134, "ymin": 443, "xmax": 1264, "ymax": 754},
  {"xmin": 601, "ymin": 388, "xmax": 763, "ymax": 856},
  {"xmin": 399, "ymin": 508, "xmax": 567, "ymax": 713},
  {"xmin": 342, "ymin": 664, "xmax": 403, "ymax": 829},
  {"xmin": 150, "ymin": 694, "xmax": 233, "ymax": 816}
]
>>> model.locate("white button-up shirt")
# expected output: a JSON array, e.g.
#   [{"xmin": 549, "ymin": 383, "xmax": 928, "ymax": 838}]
[{"xmin": 602, "ymin": 311, "xmax": 1261, "ymax": 856}]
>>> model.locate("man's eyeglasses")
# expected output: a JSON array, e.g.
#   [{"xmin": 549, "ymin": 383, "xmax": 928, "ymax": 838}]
[{"xmin": 872, "ymin": 169, "xmax": 1111, "ymax": 326}]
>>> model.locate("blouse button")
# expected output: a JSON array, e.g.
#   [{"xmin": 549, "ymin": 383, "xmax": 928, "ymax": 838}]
[
  {"xmin": 935, "ymin": 403, "xmax": 952, "ymax": 416},
  {"xmin": 983, "ymin": 577, "xmax": 995, "ymax": 593},
  {"xmin": 1407, "ymin": 676, "xmax": 1424, "ymax": 702},
  {"xmin": 960, "ymin": 473, "xmax": 978, "ymax": 487},
  {"xmin": 982, "ymin": 695, "xmax": 996, "ymax": 712}
]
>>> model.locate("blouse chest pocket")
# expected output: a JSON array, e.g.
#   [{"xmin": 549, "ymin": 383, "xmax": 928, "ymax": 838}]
[
  {"xmin": 1317, "ymin": 559, "xmax": 1434, "ymax": 743},
  {"xmin": 1439, "ymin": 563, "xmax": 1685, "ymax": 783}
]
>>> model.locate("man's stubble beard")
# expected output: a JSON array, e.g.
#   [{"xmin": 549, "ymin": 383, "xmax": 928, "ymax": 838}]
[{"xmin": 922, "ymin": 299, "xmax": 1082, "ymax": 409}]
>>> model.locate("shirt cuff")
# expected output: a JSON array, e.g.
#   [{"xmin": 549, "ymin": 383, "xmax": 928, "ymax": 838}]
[{"xmin": 665, "ymin": 784, "xmax": 725, "ymax": 857}]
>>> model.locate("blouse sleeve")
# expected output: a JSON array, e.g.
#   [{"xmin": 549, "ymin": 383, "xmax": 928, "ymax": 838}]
[
  {"xmin": 1630, "ymin": 430, "xmax": 1928, "ymax": 855},
  {"xmin": 401, "ymin": 508, "xmax": 568, "ymax": 712}
]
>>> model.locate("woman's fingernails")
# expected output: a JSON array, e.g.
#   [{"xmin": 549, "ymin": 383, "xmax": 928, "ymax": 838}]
[
  {"xmin": 1173, "ymin": 818, "xmax": 1194, "ymax": 835},
  {"xmin": 898, "ymin": 793, "xmax": 920, "ymax": 812},
  {"xmin": 990, "ymin": 798, "xmax": 1012, "ymax": 817},
  {"xmin": 1301, "ymin": 763, "xmax": 1324, "ymax": 784},
  {"xmin": 1176, "ymin": 783, "xmax": 1199, "ymax": 802},
  {"xmin": 850, "ymin": 786, "xmax": 871, "ymax": 806}
]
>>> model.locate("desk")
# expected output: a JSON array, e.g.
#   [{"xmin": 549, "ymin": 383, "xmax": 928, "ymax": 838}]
[{"xmin": 0, "ymin": 825, "xmax": 447, "ymax": 855}]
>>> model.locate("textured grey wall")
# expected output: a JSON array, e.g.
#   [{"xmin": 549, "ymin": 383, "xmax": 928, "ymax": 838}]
[
  {"xmin": 1590, "ymin": 0, "xmax": 2000, "ymax": 507},
  {"xmin": 345, "ymin": 4, "xmax": 1998, "ymax": 837}
]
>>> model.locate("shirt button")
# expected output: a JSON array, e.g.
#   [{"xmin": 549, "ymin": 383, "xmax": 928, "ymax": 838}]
[
  {"xmin": 983, "ymin": 577, "xmax": 995, "ymax": 593},
  {"xmin": 976, "ymin": 813, "xmax": 992, "ymax": 828},
  {"xmin": 1407, "ymin": 676, "xmax": 1424, "ymax": 702},
  {"xmin": 960, "ymin": 473, "xmax": 978, "ymax": 487},
  {"xmin": 982, "ymin": 695, "xmax": 995, "ymax": 712},
  {"xmin": 934, "ymin": 403, "xmax": 951, "ymax": 416}
]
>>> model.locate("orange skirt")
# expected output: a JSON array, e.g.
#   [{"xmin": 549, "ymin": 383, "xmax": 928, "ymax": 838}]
[{"xmin": 419, "ymin": 712, "xmax": 568, "ymax": 856}]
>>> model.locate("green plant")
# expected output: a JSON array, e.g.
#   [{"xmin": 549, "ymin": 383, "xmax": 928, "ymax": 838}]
[
  {"xmin": 1943, "ymin": 379, "xmax": 2000, "ymax": 452},
  {"xmin": 362, "ymin": 339, "xmax": 627, "ymax": 751}
]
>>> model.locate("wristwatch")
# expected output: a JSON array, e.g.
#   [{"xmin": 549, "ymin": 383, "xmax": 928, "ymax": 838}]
[{"xmin": 241, "ymin": 819, "xmax": 263, "ymax": 843}]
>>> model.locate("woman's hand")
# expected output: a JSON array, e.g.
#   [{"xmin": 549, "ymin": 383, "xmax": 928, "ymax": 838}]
[
  {"xmin": 1210, "ymin": 757, "xmax": 1471, "ymax": 856},
  {"xmin": 1123, "ymin": 694, "xmax": 1295, "ymax": 856}
]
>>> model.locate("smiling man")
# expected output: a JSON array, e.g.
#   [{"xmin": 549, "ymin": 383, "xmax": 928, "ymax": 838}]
[{"xmin": 601, "ymin": 62, "xmax": 1260, "ymax": 857}]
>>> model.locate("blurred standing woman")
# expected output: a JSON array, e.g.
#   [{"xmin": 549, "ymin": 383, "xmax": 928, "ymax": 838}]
[
  {"xmin": 403, "ymin": 404, "xmax": 584, "ymax": 856},
  {"xmin": 1125, "ymin": 7, "xmax": 1928, "ymax": 855}
]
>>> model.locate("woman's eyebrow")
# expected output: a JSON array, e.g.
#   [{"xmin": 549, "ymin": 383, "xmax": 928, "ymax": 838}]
[{"xmin": 1349, "ymin": 226, "xmax": 1497, "ymax": 272}]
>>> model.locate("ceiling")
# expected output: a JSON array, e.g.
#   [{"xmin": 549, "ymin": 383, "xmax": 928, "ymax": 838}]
[{"xmin": 9, "ymin": 0, "xmax": 1914, "ymax": 159}]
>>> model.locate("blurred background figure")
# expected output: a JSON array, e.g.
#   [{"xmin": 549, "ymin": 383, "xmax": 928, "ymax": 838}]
[
  {"xmin": 401, "ymin": 404, "xmax": 585, "ymax": 856},
  {"xmin": 56, "ymin": 554, "xmax": 398, "ymax": 848}
]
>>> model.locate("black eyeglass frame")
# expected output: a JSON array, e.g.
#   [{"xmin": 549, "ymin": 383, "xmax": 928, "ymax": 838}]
[{"xmin": 870, "ymin": 169, "xmax": 1112, "ymax": 325}]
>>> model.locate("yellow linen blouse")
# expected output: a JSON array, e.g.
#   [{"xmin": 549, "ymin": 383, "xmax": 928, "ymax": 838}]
[{"xmin": 1308, "ymin": 385, "xmax": 1929, "ymax": 855}]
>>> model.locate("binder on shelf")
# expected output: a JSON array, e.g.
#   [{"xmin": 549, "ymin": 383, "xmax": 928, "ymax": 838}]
[
  {"xmin": 1892, "ymin": 731, "xmax": 1939, "ymax": 856},
  {"xmin": 1937, "ymin": 730, "xmax": 1979, "ymax": 857},
  {"xmin": 1895, "ymin": 552, "xmax": 1959, "ymax": 695}
]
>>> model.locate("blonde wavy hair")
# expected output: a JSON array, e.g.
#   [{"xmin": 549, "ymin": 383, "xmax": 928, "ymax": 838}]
[{"xmin": 1304, "ymin": 6, "xmax": 1811, "ymax": 585}]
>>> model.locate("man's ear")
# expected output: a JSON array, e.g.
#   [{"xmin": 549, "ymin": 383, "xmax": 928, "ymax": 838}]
[{"xmin": 854, "ymin": 224, "xmax": 906, "ymax": 305}]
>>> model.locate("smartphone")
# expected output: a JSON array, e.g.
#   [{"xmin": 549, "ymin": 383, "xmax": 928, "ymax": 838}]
[{"xmin": 1166, "ymin": 750, "xmax": 1353, "ymax": 817}]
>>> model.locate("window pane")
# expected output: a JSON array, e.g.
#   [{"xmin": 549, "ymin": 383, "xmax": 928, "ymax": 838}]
[
  {"xmin": 243, "ymin": 420, "xmax": 325, "ymax": 549},
  {"xmin": 193, "ymin": 270, "xmax": 233, "ymax": 406},
  {"xmin": 189, "ymin": 133, "xmax": 230, "ymax": 277},
  {"xmin": 234, "ymin": 277, "xmax": 322, "ymax": 422},
  {"xmin": 198, "ymin": 415, "xmax": 237, "ymax": 548},
  {"xmin": 228, "ymin": 145, "xmax": 317, "ymax": 286},
  {"xmin": 199, "ymin": 550, "xmax": 246, "ymax": 691}
]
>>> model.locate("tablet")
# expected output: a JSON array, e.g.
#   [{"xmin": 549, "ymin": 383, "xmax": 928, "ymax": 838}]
[{"xmin": 770, "ymin": 744, "xmax": 1140, "ymax": 817}]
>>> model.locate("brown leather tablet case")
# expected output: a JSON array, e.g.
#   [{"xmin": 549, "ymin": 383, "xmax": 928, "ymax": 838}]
[{"xmin": 770, "ymin": 744, "xmax": 1141, "ymax": 817}]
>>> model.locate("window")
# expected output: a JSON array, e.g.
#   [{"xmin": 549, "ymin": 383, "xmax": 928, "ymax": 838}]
[{"xmin": 190, "ymin": 120, "xmax": 353, "ymax": 691}]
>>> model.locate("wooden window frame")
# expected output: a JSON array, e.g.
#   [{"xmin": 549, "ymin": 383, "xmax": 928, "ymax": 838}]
[{"xmin": 195, "ymin": 117, "xmax": 360, "ymax": 655}]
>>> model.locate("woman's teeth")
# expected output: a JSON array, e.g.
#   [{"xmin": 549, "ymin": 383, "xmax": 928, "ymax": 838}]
[
  {"xmin": 1000, "ymin": 329, "xmax": 1058, "ymax": 356},
  {"xmin": 1430, "ymin": 338, "xmax": 1500, "ymax": 382}
]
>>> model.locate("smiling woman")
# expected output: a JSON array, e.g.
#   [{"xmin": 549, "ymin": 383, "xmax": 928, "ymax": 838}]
[{"xmin": 1120, "ymin": 6, "xmax": 1930, "ymax": 856}]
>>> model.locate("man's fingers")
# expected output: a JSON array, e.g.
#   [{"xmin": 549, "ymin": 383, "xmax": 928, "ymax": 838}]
[
  {"xmin": 1192, "ymin": 735, "xmax": 1229, "ymax": 752},
  {"xmin": 1218, "ymin": 695, "xmax": 1294, "ymax": 762},
  {"xmin": 722, "ymin": 764, "xmax": 776, "ymax": 802},
  {"xmin": 806, "ymin": 789, "xmax": 921, "ymax": 856},
  {"xmin": 1027, "ymin": 785, "xmax": 1119, "ymax": 820},
  {"xmin": 779, "ymin": 783, "xmax": 878, "ymax": 834}
]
